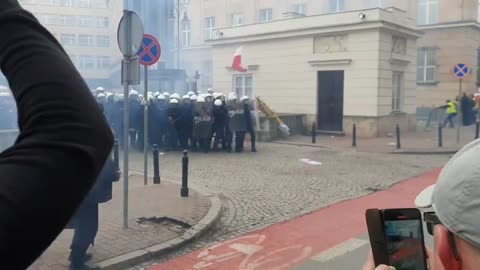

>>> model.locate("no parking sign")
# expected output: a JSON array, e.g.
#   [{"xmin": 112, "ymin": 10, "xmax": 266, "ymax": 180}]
[{"xmin": 137, "ymin": 34, "xmax": 161, "ymax": 66}]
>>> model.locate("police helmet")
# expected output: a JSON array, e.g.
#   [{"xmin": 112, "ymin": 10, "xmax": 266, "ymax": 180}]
[
  {"xmin": 157, "ymin": 94, "xmax": 166, "ymax": 100},
  {"xmin": 214, "ymin": 99, "xmax": 223, "ymax": 106},
  {"xmin": 170, "ymin": 98, "xmax": 179, "ymax": 104},
  {"xmin": 190, "ymin": 95, "xmax": 198, "ymax": 101},
  {"xmin": 197, "ymin": 97, "xmax": 206, "ymax": 103},
  {"xmin": 187, "ymin": 91, "xmax": 195, "ymax": 96}
]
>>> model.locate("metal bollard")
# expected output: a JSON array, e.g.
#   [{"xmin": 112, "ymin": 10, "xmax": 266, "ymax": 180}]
[
  {"xmin": 476, "ymin": 121, "xmax": 480, "ymax": 140},
  {"xmin": 312, "ymin": 122, "xmax": 316, "ymax": 144},
  {"xmin": 113, "ymin": 139, "xmax": 119, "ymax": 169},
  {"xmin": 153, "ymin": 144, "xmax": 160, "ymax": 184},
  {"xmin": 181, "ymin": 150, "xmax": 189, "ymax": 197},
  {"xmin": 129, "ymin": 129, "xmax": 136, "ymax": 148},
  {"xmin": 438, "ymin": 125, "xmax": 443, "ymax": 148},
  {"xmin": 352, "ymin": 124, "xmax": 357, "ymax": 147},
  {"xmin": 396, "ymin": 124, "xmax": 401, "ymax": 149}
]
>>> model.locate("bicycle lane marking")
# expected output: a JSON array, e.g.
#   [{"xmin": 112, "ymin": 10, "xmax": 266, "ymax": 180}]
[{"xmin": 149, "ymin": 169, "xmax": 441, "ymax": 270}]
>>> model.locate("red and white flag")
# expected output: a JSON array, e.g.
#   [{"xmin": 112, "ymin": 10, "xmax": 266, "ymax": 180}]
[{"xmin": 232, "ymin": 46, "xmax": 247, "ymax": 72}]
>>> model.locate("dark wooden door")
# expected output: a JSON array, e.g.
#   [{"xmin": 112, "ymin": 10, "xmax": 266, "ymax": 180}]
[{"xmin": 317, "ymin": 71, "xmax": 344, "ymax": 132}]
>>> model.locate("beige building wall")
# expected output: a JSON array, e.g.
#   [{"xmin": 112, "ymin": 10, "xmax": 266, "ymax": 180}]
[
  {"xmin": 211, "ymin": 8, "xmax": 419, "ymax": 136},
  {"xmin": 19, "ymin": 0, "xmax": 123, "ymax": 85}
]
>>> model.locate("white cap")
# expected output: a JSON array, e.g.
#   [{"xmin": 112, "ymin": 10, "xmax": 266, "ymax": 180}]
[
  {"xmin": 182, "ymin": 95, "xmax": 190, "ymax": 100},
  {"xmin": 171, "ymin": 93, "xmax": 181, "ymax": 100},
  {"xmin": 163, "ymin": 92, "xmax": 170, "ymax": 96},
  {"xmin": 0, "ymin": 85, "xmax": 9, "ymax": 92},
  {"xmin": 129, "ymin": 90, "xmax": 139, "ymax": 96},
  {"xmin": 190, "ymin": 95, "xmax": 198, "ymax": 101},
  {"xmin": 170, "ymin": 98, "xmax": 179, "ymax": 104},
  {"xmin": 97, "ymin": 93, "xmax": 106, "ymax": 98},
  {"xmin": 207, "ymin": 88, "xmax": 213, "ymax": 93},
  {"xmin": 213, "ymin": 93, "xmax": 223, "ymax": 99},
  {"xmin": 415, "ymin": 139, "xmax": 480, "ymax": 248},
  {"xmin": 96, "ymin": 87, "xmax": 105, "ymax": 91},
  {"xmin": 0, "ymin": 92, "xmax": 10, "ymax": 97},
  {"xmin": 197, "ymin": 97, "xmax": 206, "ymax": 103},
  {"xmin": 138, "ymin": 94, "xmax": 143, "ymax": 98},
  {"xmin": 154, "ymin": 91, "xmax": 160, "ymax": 97},
  {"xmin": 205, "ymin": 93, "xmax": 212, "ymax": 98},
  {"xmin": 228, "ymin": 94, "xmax": 238, "ymax": 101},
  {"xmin": 117, "ymin": 94, "xmax": 124, "ymax": 101},
  {"xmin": 157, "ymin": 94, "xmax": 166, "ymax": 100},
  {"xmin": 214, "ymin": 99, "xmax": 223, "ymax": 106},
  {"xmin": 106, "ymin": 92, "xmax": 114, "ymax": 99},
  {"xmin": 187, "ymin": 91, "xmax": 195, "ymax": 96},
  {"xmin": 240, "ymin": 96, "xmax": 250, "ymax": 101}
]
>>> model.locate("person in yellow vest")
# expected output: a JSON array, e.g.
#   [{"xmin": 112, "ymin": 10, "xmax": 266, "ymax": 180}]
[{"xmin": 443, "ymin": 99, "xmax": 457, "ymax": 128}]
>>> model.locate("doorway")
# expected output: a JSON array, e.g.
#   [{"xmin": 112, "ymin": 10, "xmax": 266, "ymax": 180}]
[{"xmin": 317, "ymin": 71, "xmax": 344, "ymax": 132}]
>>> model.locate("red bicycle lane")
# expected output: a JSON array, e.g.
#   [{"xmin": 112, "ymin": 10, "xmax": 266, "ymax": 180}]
[{"xmin": 150, "ymin": 169, "xmax": 441, "ymax": 270}]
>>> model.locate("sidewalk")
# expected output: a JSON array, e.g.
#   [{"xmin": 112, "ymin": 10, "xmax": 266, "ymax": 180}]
[
  {"xmin": 29, "ymin": 175, "xmax": 221, "ymax": 270},
  {"xmin": 275, "ymin": 125, "xmax": 479, "ymax": 154}
]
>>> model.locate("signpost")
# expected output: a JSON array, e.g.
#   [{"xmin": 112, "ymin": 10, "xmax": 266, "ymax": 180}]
[
  {"xmin": 138, "ymin": 34, "xmax": 161, "ymax": 186},
  {"xmin": 117, "ymin": 10, "xmax": 144, "ymax": 229},
  {"xmin": 452, "ymin": 63, "xmax": 471, "ymax": 144}
]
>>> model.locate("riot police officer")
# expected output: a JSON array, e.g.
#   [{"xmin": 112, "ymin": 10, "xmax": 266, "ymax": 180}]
[
  {"xmin": 192, "ymin": 97, "xmax": 213, "ymax": 153},
  {"xmin": 212, "ymin": 99, "xmax": 228, "ymax": 151},
  {"xmin": 241, "ymin": 96, "xmax": 257, "ymax": 152}
]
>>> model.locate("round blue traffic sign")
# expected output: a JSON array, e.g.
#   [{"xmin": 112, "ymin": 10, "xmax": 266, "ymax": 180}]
[
  {"xmin": 137, "ymin": 34, "xmax": 161, "ymax": 66},
  {"xmin": 453, "ymin": 63, "xmax": 470, "ymax": 79}
]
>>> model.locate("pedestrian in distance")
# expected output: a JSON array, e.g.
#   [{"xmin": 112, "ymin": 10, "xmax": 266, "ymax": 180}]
[
  {"xmin": 442, "ymin": 99, "xmax": 457, "ymax": 128},
  {"xmin": 364, "ymin": 139, "xmax": 480, "ymax": 270},
  {"xmin": 68, "ymin": 159, "xmax": 120, "ymax": 270},
  {"xmin": 0, "ymin": 1, "xmax": 114, "ymax": 267}
]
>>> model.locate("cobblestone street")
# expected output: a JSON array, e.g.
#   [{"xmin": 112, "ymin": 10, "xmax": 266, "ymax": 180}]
[{"xmin": 124, "ymin": 143, "xmax": 450, "ymax": 269}]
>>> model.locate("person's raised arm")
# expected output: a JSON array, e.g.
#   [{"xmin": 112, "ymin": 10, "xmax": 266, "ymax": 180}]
[{"xmin": 0, "ymin": 1, "xmax": 113, "ymax": 268}]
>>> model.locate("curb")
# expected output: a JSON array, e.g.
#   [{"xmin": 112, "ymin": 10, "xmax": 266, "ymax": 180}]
[
  {"xmin": 86, "ymin": 186, "xmax": 222, "ymax": 270},
  {"xmin": 273, "ymin": 141, "xmax": 459, "ymax": 155}
]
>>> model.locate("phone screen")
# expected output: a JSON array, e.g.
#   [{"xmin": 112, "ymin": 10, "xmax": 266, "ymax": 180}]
[{"xmin": 384, "ymin": 219, "xmax": 427, "ymax": 270}]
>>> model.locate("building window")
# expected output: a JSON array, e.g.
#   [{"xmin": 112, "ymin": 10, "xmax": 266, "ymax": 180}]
[
  {"xmin": 234, "ymin": 75, "xmax": 253, "ymax": 98},
  {"xmin": 94, "ymin": 0, "xmax": 108, "ymax": 8},
  {"xmin": 329, "ymin": 0, "xmax": 345, "ymax": 13},
  {"xmin": 96, "ymin": 35, "xmax": 110, "ymax": 47},
  {"xmin": 204, "ymin": 17, "xmax": 215, "ymax": 40},
  {"xmin": 182, "ymin": 20, "xmax": 191, "ymax": 47},
  {"xmin": 78, "ymin": 35, "xmax": 95, "ymax": 46},
  {"xmin": 20, "ymin": 0, "xmax": 37, "ymax": 4},
  {"xmin": 40, "ymin": 14, "xmax": 57, "ymax": 25},
  {"xmin": 368, "ymin": 0, "xmax": 389, "ymax": 8},
  {"xmin": 97, "ymin": 56, "xmax": 110, "ymax": 69},
  {"xmin": 60, "ymin": 33, "xmax": 76, "ymax": 46},
  {"xmin": 79, "ymin": 16, "xmax": 94, "ymax": 27},
  {"xmin": 232, "ymin": 13, "xmax": 244, "ymax": 26},
  {"xmin": 417, "ymin": 48, "xmax": 437, "ymax": 84},
  {"xmin": 392, "ymin": 72, "xmax": 404, "ymax": 112},
  {"xmin": 59, "ymin": 15, "xmax": 75, "ymax": 26},
  {"xmin": 417, "ymin": 0, "xmax": 438, "ymax": 25},
  {"xmin": 259, "ymin": 8, "xmax": 273, "ymax": 22},
  {"xmin": 293, "ymin": 3, "xmax": 307, "ymax": 15},
  {"xmin": 96, "ymin": 16, "xmax": 109, "ymax": 28},
  {"xmin": 78, "ymin": 55, "xmax": 95, "ymax": 69},
  {"xmin": 59, "ymin": 0, "xmax": 73, "ymax": 6},
  {"xmin": 38, "ymin": 0, "xmax": 57, "ymax": 5},
  {"xmin": 202, "ymin": 60, "xmax": 213, "ymax": 88},
  {"xmin": 78, "ymin": 0, "xmax": 91, "ymax": 8}
]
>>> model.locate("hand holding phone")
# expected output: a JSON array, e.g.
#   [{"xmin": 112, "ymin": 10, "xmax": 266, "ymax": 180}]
[{"xmin": 365, "ymin": 208, "xmax": 428, "ymax": 270}]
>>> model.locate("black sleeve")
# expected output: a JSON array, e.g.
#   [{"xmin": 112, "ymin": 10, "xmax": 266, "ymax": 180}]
[{"xmin": 0, "ymin": 2, "xmax": 113, "ymax": 268}]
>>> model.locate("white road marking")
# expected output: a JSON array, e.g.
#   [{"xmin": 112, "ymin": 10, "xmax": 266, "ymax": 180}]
[{"xmin": 309, "ymin": 238, "xmax": 369, "ymax": 263}]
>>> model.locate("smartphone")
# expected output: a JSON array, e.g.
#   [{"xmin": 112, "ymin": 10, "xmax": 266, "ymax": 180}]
[
  {"xmin": 366, "ymin": 208, "xmax": 428, "ymax": 270},
  {"xmin": 365, "ymin": 209, "xmax": 389, "ymax": 266}
]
